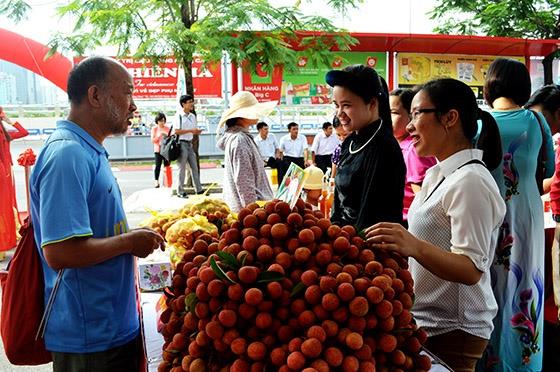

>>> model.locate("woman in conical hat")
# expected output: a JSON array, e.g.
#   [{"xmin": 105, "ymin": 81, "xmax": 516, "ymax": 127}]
[{"xmin": 216, "ymin": 91, "xmax": 276, "ymax": 212}]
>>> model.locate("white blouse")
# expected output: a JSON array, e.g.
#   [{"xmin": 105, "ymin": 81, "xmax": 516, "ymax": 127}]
[{"xmin": 408, "ymin": 149, "xmax": 506, "ymax": 339}]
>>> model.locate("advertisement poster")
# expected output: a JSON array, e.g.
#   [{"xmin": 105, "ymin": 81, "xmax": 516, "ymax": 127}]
[
  {"xmin": 282, "ymin": 52, "xmax": 387, "ymax": 105},
  {"xmin": 73, "ymin": 56, "xmax": 222, "ymax": 99},
  {"xmin": 397, "ymin": 53, "xmax": 524, "ymax": 99},
  {"xmin": 275, "ymin": 162, "xmax": 308, "ymax": 209},
  {"xmin": 241, "ymin": 64, "xmax": 284, "ymax": 103}
]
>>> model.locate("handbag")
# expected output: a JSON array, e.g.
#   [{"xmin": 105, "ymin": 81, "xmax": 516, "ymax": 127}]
[
  {"xmin": 160, "ymin": 118, "xmax": 181, "ymax": 162},
  {"xmin": 531, "ymin": 110, "xmax": 548, "ymax": 195},
  {"xmin": 0, "ymin": 218, "xmax": 62, "ymax": 365}
]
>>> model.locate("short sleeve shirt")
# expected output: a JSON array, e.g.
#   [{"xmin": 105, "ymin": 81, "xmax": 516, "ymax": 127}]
[
  {"xmin": 279, "ymin": 134, "xmax": 308, "ymax": 157},
  {"xmin": 254, "ymin": 133, "xmax": 279, "ymax": 160},
  {"xmin": 408, "ymin": 149, "xmax": 506, "ymax": 339},
  {"xmin": 176, "ymin": 112, "xmax": 196, "ymax": 141},
  {"xmin": 311, "ymin": 132, "xmax": 340, "ymax": 155},
  {"xmin": 29, "ymin": 120, "xmax": 139, "ymax": 353}
]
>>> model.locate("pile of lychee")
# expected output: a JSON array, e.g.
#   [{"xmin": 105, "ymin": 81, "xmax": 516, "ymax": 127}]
[{"xmin": 158, "ymin": 199, "xmax": 431, "ymax": 372}]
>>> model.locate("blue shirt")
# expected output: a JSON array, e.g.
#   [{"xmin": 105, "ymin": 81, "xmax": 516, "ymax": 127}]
[{"xmin": 29, "ymin": 120, "xmax": 139, "ymax": 353}]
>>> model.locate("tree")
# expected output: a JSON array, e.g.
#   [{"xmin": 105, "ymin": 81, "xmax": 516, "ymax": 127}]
[
  {"xmin": 3, "ymin": 0, "xmax": 359, "ymax": 96},
  {"xmin": 430, "ymin": 0, "xmax": 560, "ymax": 84}
]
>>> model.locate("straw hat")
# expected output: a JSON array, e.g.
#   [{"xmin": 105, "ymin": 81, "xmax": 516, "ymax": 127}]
[
  {"xmin": 303, "ymin": 166, "xmax": 325, "ymax": 190},
  {"xmin": 218, "ymin": 91, "xmax": 277, "ymax": 130}
]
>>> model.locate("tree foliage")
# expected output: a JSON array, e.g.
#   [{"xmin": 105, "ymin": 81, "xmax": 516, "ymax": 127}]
[
  {"xmin": 430, "ymin": 0, "xmax": 559, "ymax": 39},
  {"xmin": 3, "ymin": 0, "xmax": 361, "ymax": 95},
  {"xmin": 430, "ymin": 0, "xmax": 560, "ymax": 83}
]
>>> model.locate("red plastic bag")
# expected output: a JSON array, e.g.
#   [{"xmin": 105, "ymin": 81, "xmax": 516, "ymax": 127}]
[{"xmin": 0, "ymin": 217, "xmax": 52, "ymax": 365}]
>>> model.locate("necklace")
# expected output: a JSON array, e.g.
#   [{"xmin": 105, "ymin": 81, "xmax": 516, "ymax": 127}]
[{"xmin": 349, "ymin": 121, "xmax": 383, "ymax": 154}]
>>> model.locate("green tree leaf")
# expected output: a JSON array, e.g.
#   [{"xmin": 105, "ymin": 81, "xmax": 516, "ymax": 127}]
[
  {"xmin": 4, "ymin": 0, "xmax": 359, "ymax": 95},
  {"xmin": 430, "ymin": 0, "xmax": 560, "ymax": 83}
]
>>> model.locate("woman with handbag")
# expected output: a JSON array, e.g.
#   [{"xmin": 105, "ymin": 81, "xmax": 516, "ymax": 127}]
[
  {"xmin": 150, "ymin": 112, "xmax": 170, "ymax": 188},
  {"xmin": 483, "ymin": 58, "xmax": 555, "ymax": 372},
  {"xmin": 0, "ymin": 107, "xmax": 28, "ymax": 260},
  {"xmin": 216, "ymin": 91, "xmax": 276, "ymax": 212}
]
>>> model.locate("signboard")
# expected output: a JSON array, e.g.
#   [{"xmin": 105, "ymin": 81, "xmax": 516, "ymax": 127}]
[
  {"xmin": 397, "ymin": 53, "xmax": 524, "ymax": 99},
  {"xmin": 73, "ymin": 56, "xmax": 222, "ymax": 99},
  {"xmin": 282, "ymin": 52, "xmax": 387, "ymax": 105},
  {"xmin": 241, "ymin": 64, "xmax": 284, "ymax": 103},
  {"xmin": 191, "ymin": 56, "xmax": 222, "ymax": 98}
]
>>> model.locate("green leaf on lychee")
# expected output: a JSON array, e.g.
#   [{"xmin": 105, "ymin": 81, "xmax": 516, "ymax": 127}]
[
  {"xmin": 210, "ymin": 256, "xmax": 237, "ymax": 284},
  {"xmin": 185, "ymin": 293, "xmax": 198, "ymax": 313},
  {"xmin": 239, "ymin": 252, "xmax": 249, "ymax": 267},
  {"xmin": 256, "ymin": 271, "xmax": 285, "ymax": 283},
  {"xmin": 290, "ymin": 282, "xmax": 306, "ymax": 298},
  {"xmin": 215, "ymin": 250, "xmax": 240, "ymax": 270}
]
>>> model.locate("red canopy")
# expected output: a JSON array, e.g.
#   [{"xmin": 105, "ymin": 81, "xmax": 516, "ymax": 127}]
[{"xmin": 0, "ymin": 27, "xmax": 72, "ymax": 92}]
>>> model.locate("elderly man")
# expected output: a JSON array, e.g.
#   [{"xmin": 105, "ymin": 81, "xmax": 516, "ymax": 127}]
[{"xmin": 30, "ymin": 56, "xmax": 164, "ymax": 372}]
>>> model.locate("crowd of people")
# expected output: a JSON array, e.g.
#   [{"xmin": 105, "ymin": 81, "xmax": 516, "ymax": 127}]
[{"xmin": 2, "ymin": 54, "xmax": 560, "ymax": 372}]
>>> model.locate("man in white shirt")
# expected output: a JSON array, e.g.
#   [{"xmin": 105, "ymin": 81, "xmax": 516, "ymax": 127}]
[
  {"xmin": 278, "ymin": 122, "xmax": 309, "ymax": 183},
  {"xmin": 254, "ymin": 122, "xmax": 280, "ymax": 168},
  {"xmin": 174, "ymin": 94, "xmax": 203, "ymax": 198},
  {"xmin": 311, "ymin": 121, "xmax": 340, "ymax": 173}
]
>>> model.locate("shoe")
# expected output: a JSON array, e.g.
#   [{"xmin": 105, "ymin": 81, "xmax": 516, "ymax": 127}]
[
  {"xmin": 154, "ymin": 180, "xmax": 160, "ymax": 188},
  {"xmin": 196, "ymin": 190, "xmax": 205, "ymax": 195},
  {"xmin": 177, "ymin": 192, "xmax": 188, "ymax": 198}
]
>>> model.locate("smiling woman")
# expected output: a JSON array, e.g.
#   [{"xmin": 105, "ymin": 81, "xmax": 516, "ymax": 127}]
[
  {"xmin": 326, "ymin": 64, "xmax": 405, "ymax": 230},
  {"xmin": 365, "ymin": 78, "xmax": 505, "ymax": 372}
]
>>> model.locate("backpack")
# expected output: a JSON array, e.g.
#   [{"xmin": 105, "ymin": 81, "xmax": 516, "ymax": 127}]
[{"xmin": 0, "ymin": 218, "xmax": 60, "ymax": 365}]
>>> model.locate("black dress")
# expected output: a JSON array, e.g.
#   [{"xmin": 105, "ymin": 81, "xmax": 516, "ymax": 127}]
[{"xmin": 331, "ymin": 119, "xmax": 405, "ymax": 231}]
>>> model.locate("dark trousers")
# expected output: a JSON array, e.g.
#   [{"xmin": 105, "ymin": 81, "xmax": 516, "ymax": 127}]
[
  {"xmin": 425, "ymin": 330, "xmax": 488, "ymax": 372},
  {"xmin": 154, "ymin": 152, "xmax": 170, "ymax": 181},
  {"xmin": 279, "ymin": 156, "xmax": 305, "ymax": 184},
  {"xmin": 265, "ymin": 156, "xmax": 280, "ymax": 169},
  {"xmin": 52, "ymin": 335, "xmax": 142, "ymax": 372},
  {"xmin": 314, "ymin": 154, "xmax": 332, "ymax": 174},
  {"xmin": 544, "ymin": 321, "xmax": 560, "ymax": 371}
]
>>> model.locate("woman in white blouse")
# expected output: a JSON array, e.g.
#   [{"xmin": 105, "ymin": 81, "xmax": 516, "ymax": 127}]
[{"xmin": 365, "ymin": 78, "xmax": 506, "ymax": 372}]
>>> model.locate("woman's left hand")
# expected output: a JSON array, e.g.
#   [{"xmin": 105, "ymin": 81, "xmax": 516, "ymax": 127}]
[{"xmin": 363, "ymin": 222, "xmax": 419, "ymax": 257}]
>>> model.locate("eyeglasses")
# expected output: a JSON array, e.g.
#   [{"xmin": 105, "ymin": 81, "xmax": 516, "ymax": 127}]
[{"xmin": 410, "ymin": 108, "xmax": 439, "ymax": 122}]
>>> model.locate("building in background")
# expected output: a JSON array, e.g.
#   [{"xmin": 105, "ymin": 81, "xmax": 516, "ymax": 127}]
[
  {"xmin": 0, "ymin": 60, "xmax": 64, "ymax": 104},
  {"xmin": 0, "ymin": 72, "xmax": 17, "ymax": 103}
]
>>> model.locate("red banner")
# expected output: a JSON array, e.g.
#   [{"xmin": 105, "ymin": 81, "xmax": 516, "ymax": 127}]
[
  {"xmin": 73, "ymin": 56, "xmax": 222, "ymax": 99},
  {"xmin": 192, "ymin": 56, "xmax": 222, "ymax": 98},
  {"xmin": 241, "ymin": 64, "xmax": 283, "ymax": 103}
]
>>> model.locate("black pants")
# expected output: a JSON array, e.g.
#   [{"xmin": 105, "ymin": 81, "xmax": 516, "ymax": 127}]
[
  {"xmin": 314, "ymin": 154, "xmax": 332, "ymax": 174},
  {"xmin": 279, "ymin": 156, "xmax": 305, "ymax": 184},
  {"xmin": 154, "ymin": 152, "xmax": 170, "ymax": 181},
  {"xmin": 544, "ymin": 321, "xmax": 560, "ymax": 371},
  {"xmin": 52, "ymin": 335, "xmax": 142, "ymax": 372},
  {"xmin": 265, "ymin": 156, "xmax": 280, "ymax": 169}
]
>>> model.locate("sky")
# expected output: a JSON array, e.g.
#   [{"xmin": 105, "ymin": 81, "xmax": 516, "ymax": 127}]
[{"xmin": 1, "ymin": 0, "xmax": 439, "ymax": 48}]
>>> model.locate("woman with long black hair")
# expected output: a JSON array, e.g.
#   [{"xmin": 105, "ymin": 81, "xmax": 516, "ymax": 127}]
[{"xmin": 326, "ymin": 64, "xmax": 405, "ymax": 230}]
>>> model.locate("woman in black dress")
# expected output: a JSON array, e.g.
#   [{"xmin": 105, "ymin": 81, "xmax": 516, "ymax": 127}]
[{"xmin": 326, "ymin": 65, "xmax": 405, "ymax": 230}]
